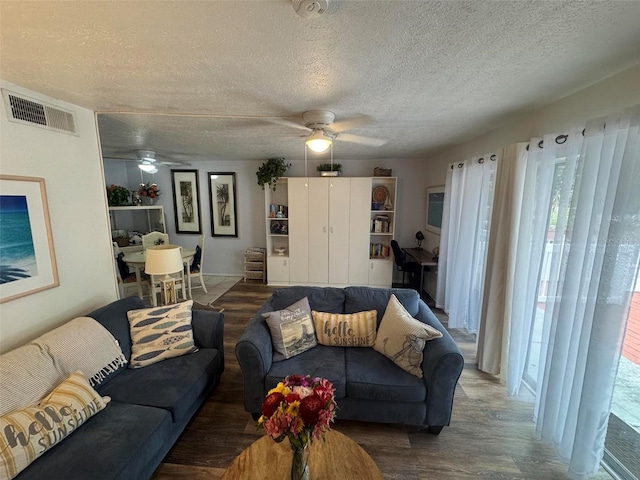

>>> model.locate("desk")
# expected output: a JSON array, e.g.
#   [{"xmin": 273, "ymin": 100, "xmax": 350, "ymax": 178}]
[
  {"xmin": 122, "ymin": 248, "xmax": 196, "ymax": 302},
  {"xmin": 220, "ymin": 430, "xmax": 383, "ymax": 480},
  {"xmin": 403, "ymin": 248, "xmax": 438, "ymax": 298}
]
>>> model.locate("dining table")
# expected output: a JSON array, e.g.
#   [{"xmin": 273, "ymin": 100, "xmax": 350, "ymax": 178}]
[{"xmin": 122, "ymin": 247, "xmax": 196, "ymax": 303}]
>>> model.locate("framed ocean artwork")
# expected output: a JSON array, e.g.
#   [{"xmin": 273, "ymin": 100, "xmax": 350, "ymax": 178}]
[{"xmin": 0, "ymin": 175, "xmax": 58, "ymax": 303}]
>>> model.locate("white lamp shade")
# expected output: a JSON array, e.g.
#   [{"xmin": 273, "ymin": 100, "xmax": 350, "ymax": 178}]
[
  {"xmin": 145, "ymin": 245, "xmax": 183, "ymax": 275},
  {"xmin": 306, "ymin": 130, "xmax": 332, "ymax": 153}
]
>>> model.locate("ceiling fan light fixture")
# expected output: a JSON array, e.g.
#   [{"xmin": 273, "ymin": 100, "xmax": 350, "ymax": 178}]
[
  {"xmin": 306, "ymin": 130, "xmax": 332, "ymax": 153},
  {"xmin": 138, "ymin": 163, "xmax": 158, "ymax": 174}
]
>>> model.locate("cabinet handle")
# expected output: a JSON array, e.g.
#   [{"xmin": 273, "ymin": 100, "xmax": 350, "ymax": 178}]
[
  {"xmin": 330, "ymin": 226, "xmax": 333, "ymax": 234},
  {"xmin": 371, "ymin": 262, "xmax": 374, "ymax": 269},
  {"xmin": 323, "ymin": 226, "xmax": 327, "ymax": 233},
  {"xmin": 284, "ymin": 259, "xmax": 287, "ymax": 266}
]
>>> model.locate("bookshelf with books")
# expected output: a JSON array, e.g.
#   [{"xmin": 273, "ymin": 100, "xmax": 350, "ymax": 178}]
[
  {"xmin": 265, "ymin": 179, "xmax": 290, "ymax": 284},
  {"xmin": 369, "ymin": 177, "xmax": 396, "ymax": 286}
]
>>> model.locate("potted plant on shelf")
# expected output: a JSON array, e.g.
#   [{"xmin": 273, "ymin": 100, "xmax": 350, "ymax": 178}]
[
  {"xmin": 317, "ymin": 163, "xmax": 342, "ymax": 177},
  {"xmin": 256, "ymin": 157, "xmax": 291, "ymax": 191},
  {"xmin": 106, "ymin": 185, "xmax": 131, "ymax": 206}
]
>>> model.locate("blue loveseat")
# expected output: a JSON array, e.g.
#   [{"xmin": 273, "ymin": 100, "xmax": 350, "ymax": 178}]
[
  {"xmin": 235, "ymin": 286, "xmax": 463, "ymax": 434},
  {"xmin": 14, "ymin": 296, "xmax": 224, "ymax": 480}
]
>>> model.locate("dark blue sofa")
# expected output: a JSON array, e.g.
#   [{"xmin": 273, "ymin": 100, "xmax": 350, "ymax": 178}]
[
  {"xmin": 235, "ymin": 286, "xmax": 463, "ymax": 434},
  {"xmin": 16, "ymin": 296, "xmax": 224, "ymax": 480}
]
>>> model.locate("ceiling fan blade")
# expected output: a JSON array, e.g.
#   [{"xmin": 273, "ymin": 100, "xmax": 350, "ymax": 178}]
[
  {"xmin": 102, "ymin": 156, "xmax": 139, "ymax": 162},
  {"xmin": 262, "ymin": 117, "xmax": 312, "ymax": 132},
  {"xmin": 328, "ymin": 115, "xmax": 374, "ymax": 133},
  {"xmin": 336, "ymin": 133, "xmax": 387, "ymax": 147},
  {"xmin": 158, "ymin": 159, "xmax": 191, "ymax": 166}
]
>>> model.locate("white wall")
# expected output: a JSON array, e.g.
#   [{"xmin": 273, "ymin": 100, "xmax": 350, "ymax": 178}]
[
  {"xmin": 426, "ymin": 63, "xmax": 640, "ymax": 185},
  {"xmin": 0, "ymin": 82, "xmax": 117, "ymax": 353}
]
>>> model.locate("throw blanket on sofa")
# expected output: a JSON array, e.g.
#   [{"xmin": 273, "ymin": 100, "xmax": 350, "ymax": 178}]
[
  {"xmin": 0, "ymin": 317, "xmax": 126, "ymax": 416},
  {"xmin": 35, "ymin": 317, "xmax": 127, "ymax": 386}
]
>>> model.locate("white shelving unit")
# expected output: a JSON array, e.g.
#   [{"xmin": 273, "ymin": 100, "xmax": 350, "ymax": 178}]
[
  {"xmin": 265, "ymin": 179, "xmax": 290, "ymax": 284},
  {"xmin": 108, "ymin": 205, "xmax": 166, "ymax": 253},
  {"xmin": 264, "ymin": 176, "xmax": 397, "ymax": 287}
]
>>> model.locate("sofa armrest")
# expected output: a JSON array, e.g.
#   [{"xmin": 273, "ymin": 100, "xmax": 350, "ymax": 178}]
[
  {"xmin": 416, "ymin": 302, "xmax": 464, "ymax": 428},
  {"xmin": 192, "ymin": 310, "xmax": 224, "ymax": 360},
  {"xmin": 235, "ymin": 314, "xmax": 274, "ymax": 414}
]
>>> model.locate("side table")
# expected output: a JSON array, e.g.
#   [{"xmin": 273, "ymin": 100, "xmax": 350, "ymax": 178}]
[{"xmin": 221, "ymin": 430, "xmax": 383, "ymax": 480}]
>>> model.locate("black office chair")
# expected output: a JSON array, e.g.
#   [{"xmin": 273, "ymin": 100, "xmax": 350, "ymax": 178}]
[{"xmin": 390, "ymin": 240, "xmax": 422, "ymax": 289}]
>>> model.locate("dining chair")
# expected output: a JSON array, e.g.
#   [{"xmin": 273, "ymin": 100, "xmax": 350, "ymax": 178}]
[
  {"xmin": 142, "ymin": 231, "xmax": 169, "ymax": 250},
  {"xmin": 112, "ymin": 242, "xmax": 150, "ymax": 299},
  {"xmin": 188, "ymin": 234, "xmax": 208, "ymax": 294}
]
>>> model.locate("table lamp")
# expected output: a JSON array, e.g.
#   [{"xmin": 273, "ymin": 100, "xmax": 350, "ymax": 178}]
[{"xmin": 145, "ymin": 245, "xmax": 184, "ymax": 305}]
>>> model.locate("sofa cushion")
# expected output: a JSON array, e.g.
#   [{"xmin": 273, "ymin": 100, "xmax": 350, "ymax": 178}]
[
  {"xmin": 373, "ymin": 294, "xmax": 442, "ymax": 378},
  {"xmin": 0, "ymin": 371, "xmax": 110, "ymax": 479},
  {"xmin": 262, "ymin": 297, "xmax": 317, "ymax": 361},
  {"xmin": 265, "ymin": 345, "xmax": 346, "ymax": 399},
  {"xmin": 345, "ymin": 349, "xmax": 427, "ymax": 402},
  {"xmin": 271, "ymin": 286, "xmax": 345, "ymax": 313},
  {"xmin": 127, "ymin": 301, "xmax": 198, "ymax": 368},
  {"xmin": 13, "ymin": 401, "xmax": 172, "ymax": 480},
  {"xmin": 312, "ymin": 310, "xmax": 377, "ymax": 347},
  {"xmin": 344, "ymin": 287, "xmax": 420, "ymax": 325},
  {"xmin": 97, "ymin": 348, "xmax": 221, "ymax": 423},
  {"xmin": 87, "ymin": 296, "xmax": 147, "ymax": 362}
]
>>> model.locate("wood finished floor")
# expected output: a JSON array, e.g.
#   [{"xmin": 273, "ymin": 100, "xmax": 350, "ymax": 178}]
[{"xmin": 151, "ymin": 282, "xmax": 613, "ymax": 480}]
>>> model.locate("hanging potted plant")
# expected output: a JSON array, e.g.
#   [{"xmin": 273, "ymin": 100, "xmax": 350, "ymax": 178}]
[
  {"xmin": 256, "ymin": 157, "xmax": 291, "ymax": 191},
  {"xmin": 317, "ymin": 163, "xmax": 342, "ymax": 177}
]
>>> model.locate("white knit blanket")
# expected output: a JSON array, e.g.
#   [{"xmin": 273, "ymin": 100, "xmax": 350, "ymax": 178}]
[{"xmin": 0, "ymin": 317, "xmax": 126, "ymax": 416}]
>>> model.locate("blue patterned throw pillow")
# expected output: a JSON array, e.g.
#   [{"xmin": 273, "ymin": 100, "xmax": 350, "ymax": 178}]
[{"xmin": 127, "ymin": 301, "xmax": 198, "ymax": 368}]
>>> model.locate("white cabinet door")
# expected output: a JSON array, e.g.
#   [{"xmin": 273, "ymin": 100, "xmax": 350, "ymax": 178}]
[
  {"xmin": 369, "ymin": 259, "xmax": 393, "ymax": 287},
  {"xmin": 267, "ymin": 256, "xmax": 290, "ymax": 284},
  {"xmin": 349, "ymin": 178, "xmax": 372, "ymax": 285},
  {"xmin": 308, "ymin": 178, "xmax": 329, "ymax": 283},
  {"xmin": 288, "ymin": 178, "xmax": 309, "ymax": 283},
  {"xmin": 328, "ymin": 178, "xmax": 351, "ymax": 284}
]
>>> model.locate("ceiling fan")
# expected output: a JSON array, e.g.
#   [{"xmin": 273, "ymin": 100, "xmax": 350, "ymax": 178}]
[
  {"xmin": 103, "ymin": 149, "xmax": 191, "ymax": 173},
  {"xmin": 267, "ymin": 110, "xmax": 387, "ymax": 153}
]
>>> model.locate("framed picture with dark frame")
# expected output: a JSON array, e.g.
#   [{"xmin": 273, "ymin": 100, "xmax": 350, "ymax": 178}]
[
  {"xmin": 208, "ymin": 172, "xmax": 238, "ymax": 237},
  {"xmin": 171, "ymin": 169, "xmax": 202, "ymax": 234},
  {"xmin": 0, "ymin": 175, "xmax": 59, "ymax": 303},
  {"xmin": 426, "ymin": 186, "xmax": 445, "ymax": 235}
]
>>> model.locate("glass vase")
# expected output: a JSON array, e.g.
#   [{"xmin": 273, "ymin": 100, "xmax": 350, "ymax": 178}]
[{"xmin": 290, "ymin": 444, "xmax": 310, "ymax": 480}]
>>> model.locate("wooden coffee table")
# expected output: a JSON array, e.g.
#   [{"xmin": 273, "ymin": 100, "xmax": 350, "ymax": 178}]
[{"xmin": 220, "ymin": 429, "xmax": 383, "ymax": 479}]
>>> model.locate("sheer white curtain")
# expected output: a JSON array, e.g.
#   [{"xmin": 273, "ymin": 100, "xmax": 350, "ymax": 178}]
[
  {"xmin": 505, "ymin": 106, "xmax": 640, "ymax": 479},
  {"xmin": 437, "ymin": 155, "xmax": 496, "ymax": 333}
]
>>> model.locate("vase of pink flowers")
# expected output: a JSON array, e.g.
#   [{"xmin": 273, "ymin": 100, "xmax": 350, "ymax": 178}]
[
  {"xmin": 138, "ymin": 182, "xmax": 160, "ymax": 205},
  {"xmin": 258, "ymin": 374, "xmax": 337, "ymax": 480}
]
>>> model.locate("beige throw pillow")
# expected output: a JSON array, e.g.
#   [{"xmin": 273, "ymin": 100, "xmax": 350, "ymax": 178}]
[
  {"xmin": 312, "ymin": 310, "xmax": 377, "ymax": 347},
  {"xmin": 373, "ymin": 294, "xmax": 442, "ymax": 378},
  {"xmin": 0, "ymin": 371, "xmax": 110, "ymax": 480},
  {"xmin": 262, "ymin": 297, "xmax": 316, "ymax": 361},
  {"xmin": 127, "ymin": 301, "xmax": 198, "ymax": 368}
]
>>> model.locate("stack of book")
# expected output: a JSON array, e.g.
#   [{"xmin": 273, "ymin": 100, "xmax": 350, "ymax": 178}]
[
  {"xmin": 371, "ymin": 215, "xmax": 391, "ymax": 233},
  {"xmin": 370, "ymin": 243, "xmax": 390, "ymax": 258}
]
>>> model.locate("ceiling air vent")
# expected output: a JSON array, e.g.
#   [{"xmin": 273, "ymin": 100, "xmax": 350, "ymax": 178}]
[{"xmin": 2, "ymin": 89, "xmax": 77, "ymax": 135}]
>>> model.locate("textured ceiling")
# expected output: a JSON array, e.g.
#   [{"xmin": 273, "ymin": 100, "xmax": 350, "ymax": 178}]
[{"xmin": 2, "ymin": 1, "xmax": 640, "ymax": 163}]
